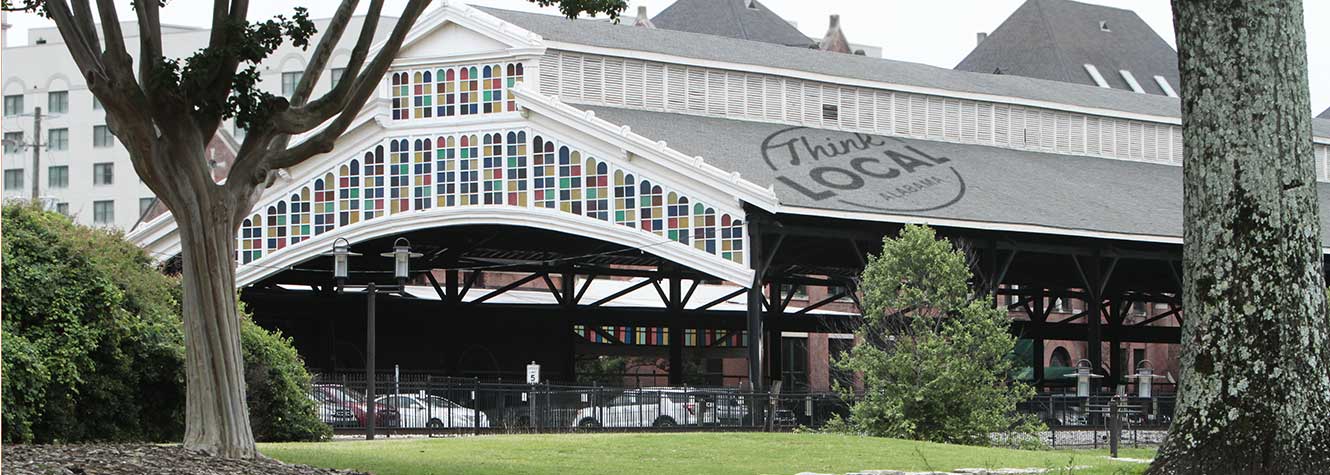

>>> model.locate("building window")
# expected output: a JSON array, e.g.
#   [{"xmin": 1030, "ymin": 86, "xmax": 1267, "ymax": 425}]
[
  {"xmin": 4, "ymin": 169, "xmax": 24, "ymax": 190},
  {"xmin": 281, "ymin": 71, "xmax": 302, "ymax": 97},
  {"xmin": 139, "ymin": 197, "xmax": 156, "ymax": 217},
  {"xmin": 1131, "ymin": 301, "xmax": 1148, "ymax": 316},
  {"xmin": 4, "ymin": 132, "xmax": 22, "ymax": 154},
  {"xmin": 822, "ymin": 104, "xmax": 839, "ymax": 121},
  {"xmin": 93, "ymin": 200, "xmax": 114, "ymax": 225},
  {"xmin": 93, "ymin": 162, "xmax": 114, "ymax": 185},
  {"xmin": 56, "ymin": 202, "xmax": 69, "ymax": 215},
  {"xmin": 390, "ymin": 72, "xmax": 409, "ymax": 120},
  {"xmin": 93, "ymin": 125, "xmax": 115, "ymax": 148},
  {"xmin": 48, "ymin": 165, "xmax": 68, "ymax": 188},
  {"xmin": 4, "ymin": 95, "xmax": 22, "ymax": 116},
  {"xmin": 1049, "ymin": 346, "xmax": 1072, "ymax": 368},
  {"xmin": 48, "ymin": 91, "xmax": 68, "ymax": 113},
  {"xmin": 48, "ymin": 128, "xmax": 69, "ymax": 151},
  {"xmin": 330, "ymin": 68, "xmax": 346, "ymax": 90},
  {"xmin": 1132, "ymin": 348, "xmax": 1146, "ymax": 369}
]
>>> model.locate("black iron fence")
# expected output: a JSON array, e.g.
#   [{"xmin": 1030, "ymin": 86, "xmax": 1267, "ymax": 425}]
[{"xmin": 308, "ymin": 372, "xmax": 1176, "ymax": 437}]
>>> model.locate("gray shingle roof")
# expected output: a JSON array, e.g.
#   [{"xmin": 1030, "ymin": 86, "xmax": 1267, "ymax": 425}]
[
  {"xmin": 1320, "ymin": 107, "xmax": 1330, "ymax": 120},
  {"xmin": 650, "ymin": 0, "xmax": 813, "ymax": 48},
  {"xmin": 956, "ymin": 0, "xmax": 1180, "ymax": 97},
  {"xmin": 580, "ymin": 105, "xmax": 1330, "ymax": 245}
]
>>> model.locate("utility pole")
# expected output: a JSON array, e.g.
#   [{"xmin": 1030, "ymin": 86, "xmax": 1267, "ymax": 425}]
[{"xmin": 31, "ymin": 106, "xmax": 41, "ymax": 202}]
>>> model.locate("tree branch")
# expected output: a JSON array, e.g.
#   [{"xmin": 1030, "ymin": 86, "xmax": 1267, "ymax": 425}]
[
  {"xmin": 196, "ymin": 0, "xmax": 249, "ymax": 141},
  {"xmin": 287, "ymin": 0, "xmax": 359, "ymax": 107},
  {"xmin": 273, "ymin": 0, "xmax": 383, "ymax": 134},
  {"xmin": 263, "ymin": 0, "xmax": 428, "ymax": 171},
  {"xmin": 69, "ymin": 0, "xmax": 100, "ymax": 53},
  {"xmin": 42, "ymin": 0, "xmax": 107, "ymax": 84},
  {"xmin": 133, "ymin": 0, "xmax": 162, "ymax": 86}
]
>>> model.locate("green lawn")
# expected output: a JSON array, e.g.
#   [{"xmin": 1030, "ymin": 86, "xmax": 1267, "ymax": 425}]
[{"xmin": 261, "ymin": 432, "xmax": 1154, "ymax": 475}]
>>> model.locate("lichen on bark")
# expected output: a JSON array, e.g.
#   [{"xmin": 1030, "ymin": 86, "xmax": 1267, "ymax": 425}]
[{"xmin": 1149, "ymin": 0, "xmax": 1330, "ymax": 472}]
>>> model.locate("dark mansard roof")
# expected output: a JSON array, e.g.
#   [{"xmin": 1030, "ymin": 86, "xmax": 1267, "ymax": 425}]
[
  {"xmin": 649, "ymin": 0, "xmax": 814, "ymax": 48},
  {"xmin": 955, "ymin": 0, "xmax": 1181, "ymax": 97}
]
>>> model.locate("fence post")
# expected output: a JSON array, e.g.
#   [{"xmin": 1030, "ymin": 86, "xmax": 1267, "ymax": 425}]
[{"xmin": 474, "ymin": 377, "xmax": 481, "ymax": 436}]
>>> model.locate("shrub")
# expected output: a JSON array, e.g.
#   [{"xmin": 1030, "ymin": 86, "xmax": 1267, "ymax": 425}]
[
  {"xmin": 836, "ymin": 224, "xmax": 1043, "ymax": 446},
  {"xmin": 1, "ymin": 203, "xmax": 327, "ymax": 443}
]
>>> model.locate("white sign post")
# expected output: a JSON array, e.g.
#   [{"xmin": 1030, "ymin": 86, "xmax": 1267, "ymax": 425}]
[{"xmin": 526, "ymin": 361, "xmax": 541, "ymax": 384}]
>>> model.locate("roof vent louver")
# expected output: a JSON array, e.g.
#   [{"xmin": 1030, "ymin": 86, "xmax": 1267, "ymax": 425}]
[
  {"xmin": 1099, "ymin": 20, "xmax": 1111, "ymax": 32},
  {"xmin": 746, "ymin": 0, "xmax": 759, "ymax": 10},
  {"xmin": 1154, "ymin": 75, "xmax": 1178, "ymax": 98},
  {"xmin": 1119, "ymin": 70, "xmax": 1145, "ymax": 93}
]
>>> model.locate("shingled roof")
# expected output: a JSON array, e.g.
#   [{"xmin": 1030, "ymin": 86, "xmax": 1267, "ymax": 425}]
[
  {"xmin": 955, "ymin": 0, "xmax": 1180, "ymax": 97},
  {"xmin": 649, "ymin": 0, "xmax": 813, "ymax": 48},
  {"xmin": 1320, "ymin": 107, "xmax": 1330, "ymax": 120}
]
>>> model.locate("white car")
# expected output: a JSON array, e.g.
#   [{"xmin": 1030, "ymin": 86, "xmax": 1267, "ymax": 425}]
[
  {"xmin": 572, "ymin": 388, "xmax": 716, "ymax": 428},
  {"xmin": 375, "ymin": 393, "xmax": 490, "ymax": 429}
]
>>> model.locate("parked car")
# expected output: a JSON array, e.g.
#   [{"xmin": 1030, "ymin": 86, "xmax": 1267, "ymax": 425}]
[
  {"xmin": 310, "ymin": 383, "xmax": 400, "ymax": 429},
  {"xmin": 375, "ymin": 393, "xmax": 490, "ymax": 429},
  {"xmin": 694, "ymin": 388, "xmax": 751, "ymax": 425},
  {"xmin": 572, "ymin": 388, "xmax": 716, "ymax": 428}
]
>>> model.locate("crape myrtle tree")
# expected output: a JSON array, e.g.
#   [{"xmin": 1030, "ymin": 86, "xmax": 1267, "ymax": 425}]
[
  {"xmin": 1, "ymin": 0, "xmax": 625, "ymax": 458},
  {"xmin": 1149, "ymin": 0, "xmax": 1330, "ymax": 472}
]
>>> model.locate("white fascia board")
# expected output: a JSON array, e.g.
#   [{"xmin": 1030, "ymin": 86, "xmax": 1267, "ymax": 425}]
[
  {"xmin": 776, "ymin": 205, "xmax": 1185, "ymax": 246},
  {"xmin": 370, "ymin": 0, "xmax": 545, "ymax": 62},
  {"xmin": 543, "ymin": 40, "xmax": 1186, "ymax": 126},
  {"xmin": 512, "ymin": 84, "xmax": 780, "ymax": 213},
  {"xmin": 235, "ymin": 205, "xmax": 756, "ymax": 287}
]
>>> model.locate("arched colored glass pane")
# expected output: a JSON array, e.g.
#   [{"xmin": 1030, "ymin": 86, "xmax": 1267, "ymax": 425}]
[
  {"xmin": 413, "ymin": 138, "xmax": 433, "ymax": 210},
  {"xmin": 613, "ymin": 170, "xmax": 636, "ymax": 228},
  {"xmin": 240, "ymin": 214, "xmax": 263, "ymax": 263},
  {"xmin": 639, "ymin": 181, "xmax": 663, "ymax": 235},
  {"xmin": 585, "ymin": 158, "xmax": 609, "ymax": 221},
  {"xmin": 389, "ymin": 139, "xmax": 411, "ymax": 214},
  {"xmin": 436, "ymin": 136, "xmax": 457, "ymax": 207},
  {"xmin": 338, "ymin": 160, "xmax": 360, "ymax": 226},
  {"xmin": 667, "ymin": 192, "xmax": 690, "ymax": 244},
  {"xmin": 266, "ymin": 202, "xmax": 287, "ymax": 251},
  {"xmin": 721, "ymin": 214, "xmax": 744, "ymax": 264},
  {"xmin": 314, "ymin": 173, "xmax": 335, "ymax": 235},
  {"xmin": 482, "ymin": 132, "xmax": 504, "ymax": 204},
  {"xmin": 436, "ymin": 68, "xmax": 456, "ymax": 117},
  {"xmin": 693, "ymin": 203, "xmax": 716, "ymax": 254},
  {"xmin": 558, "ymin": 147, "xmax": 583, "ymax": 214},
  {"xmin": 458, "ymin": 134, "xmax": 480, "ymax": 205},
  {"xmin": 412, "ymin": 70, "xmax": 433, "ymax": 118},
  {"xmin": 460, "ymin": 67, "xmax": 479, "ymax": 115},
  {"xmin": 290, "ymin": 188, "xmax": 311, "ymax": 244},
  {"xmin": 532, "ymin": 136, "xmax": 556, "ymax": 209},
  {"xmin": 362, "ymin": 145, "xmax": 386, "ymax": 220},
  {"xmin": 482, "ymin": 64, "xmax": 502, "ymax": 113},
  {"xmin": 506, "ymin": 130, "xmax": 528, "ymax": 206},
  {"xmin": 391, "ymin": 72, "xmax": 409, "ymax": 120},
  {"xmin": 505, "ymin": 63, "xmax": 524, "ymax": 112}
]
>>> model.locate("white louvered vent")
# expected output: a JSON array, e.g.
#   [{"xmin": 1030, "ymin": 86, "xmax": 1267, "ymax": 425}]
[
  {"xmin": 1115, "ymin": 120, "xmax": 1130, "ymax": 159},
  {"xmin": 994, "ymin": 104, "xmax": 1009, "ymax": 146},
  {"xmin": 603, "ymin": 57, "xmax": 624, "ymax": 105},
  {"xmin": 857, "ymin": 89, "xmax": 874, "ymax": 133},
  {"xmin": 1172, "ymin": 127, "xmax": 1183, "ymax": 162},
  {"xmin": 745, "ymin": 75, "xmax": 764, "ymax": 118},
  {"xmin": 559, "ymin": 53, "xmax": 582, "ymax": 100},
  {"xmin": 1040, "ymin": 112, "xmax": 1055, "ymax": 150},
  {"xmin": 1143, "ymin": 124, "xmax": 1158, "ymax": 161},
  {"xmin": 926, "ymin": 97, "xmax": 944, "ymax": 138},
  {"xmin": 803, "ymin": 82, "xmax": 822, "ymax": 127},
  {"xmin": 977, "ymin": 103, "xmax": 993, "ymax": 144},
  {"xmin": 943, "ymin": 99, "xmax": 960, "ymax": 140},
  {"xmin": 625, "ymin": 60, "xmax": 645, "ymax": 108},
  {"xmin": 764, "ymin": 77, "xmax": 784, "ymax": 122},
  {"xmin": 582, "ymin": 56, "xmax": 604, "ymax": 103},
  {"xmin": 686, "ymin": 67, "xmax": 706, "ymax": 112},
  {"xmin": 1129, "ymin": 122, "xmax": 1144, "ymax": 159},
  {"xmin": 726, "ymin": 73, "xmax": 745, "ymax": 116},
  {"xmin": 1070, "ymin": 116, "xmax": 1085, "ymax": 154},
  {"xmin": 909, "ymin": 95, "xmax": 927, "ymax": 137},
  {"xmin": 1055, "ymin": 113, "xmax": 1070, "ymax": 152},
  {"xmin": 1086, "ymin": 117, "xmax": 1101, "ymax": 155},
  {"xmin": 705, "ymin": 70, "xmax": 726, "ymax": 115},
  {"xmin": 664, "ymin": 64, "xmax": 685, "ymax": 111},
  {"xmin": 1009, "ymin": 106, "xmax": 1026, "ymax": 147},
  {"xmin": 839, "ymin": 87, "xmax": 858, "ymax": 130},
  {"xmin": 539, "ymin": 54, "xmax": 559, "ymax": 96},
  {"xmin": 960, "ymin": 101, "xmax": 977, "ymax": 143},
  {"xmin": 875, "ymin": 91, "xmax": 893, "ymax": 133},
  {"xmin": 894, "ymin": 93, "xmax": 911, "ymax": 136}
]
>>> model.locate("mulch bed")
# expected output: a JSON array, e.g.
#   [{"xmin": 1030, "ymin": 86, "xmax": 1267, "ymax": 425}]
[{"xmin": 3, "ymin": 444, "xmax": 369, "ymax": 475}]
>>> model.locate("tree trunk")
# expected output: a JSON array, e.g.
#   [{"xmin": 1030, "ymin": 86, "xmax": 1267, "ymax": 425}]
[
  {"xmin": 173, "ymin": 154, "xmax": 257, "ymax": 458},
  {"xmin": 1150, "ymin": 0, "xmax": 1330, "ymax": 472}
]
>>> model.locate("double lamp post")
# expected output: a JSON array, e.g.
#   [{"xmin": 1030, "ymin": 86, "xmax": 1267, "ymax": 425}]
[{"xmin": 327, "ymin": 237, "xmax": 421, "ymax": 440}]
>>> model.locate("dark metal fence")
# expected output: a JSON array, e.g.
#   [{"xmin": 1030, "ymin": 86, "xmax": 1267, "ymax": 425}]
[{"xmin": 308, "ymin": 372, "xmax": 1176, "ymax": 438}]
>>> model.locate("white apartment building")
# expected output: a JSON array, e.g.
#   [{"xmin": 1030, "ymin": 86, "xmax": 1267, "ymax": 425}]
[{"xmin": 1, "ymin": 14, "xmax": 397, "ymax": 229}]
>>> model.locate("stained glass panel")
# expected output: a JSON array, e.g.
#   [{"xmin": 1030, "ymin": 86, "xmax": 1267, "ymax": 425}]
[
  {"xmin": 558, "ymin": 147, "xmax": 583, "ymax": 214},
  {"xmin": 482, "ymin": 132, "xmax": 504, "ymax": 204},
  {"xmin": 666, "ymin": 192, "xmax": 690, "ymax": 244},
  {"xmin": 505, "ymin": 131, "xmax": 528, "ymax": 206},
  {"xmin": 532, "ymin": 136, "xmax": 556, "ymax": 209},
  {"xmin": 290, "ymin": 188, "xmax": 311, "ymax": 244},
  {"xmin": 266, "ymin": 202, "xmax": 287, "ymax": 251},
  {"xmin": 639, "ymin": 181, "xmax": 663, "ymax": 235},
  {"xmin": 338, "ymin": 160, "xmax": 360, "ymax": 226},
  {"xmin": 413, "ymin": 138, "xmax": 433, "ymax": 210},
  {"xmin": 412, "ymin": 71, "xmax": 433, "ymax": 118},
  {"xmin": 458, "ymin": 134, "xmax": 479, "ymax": 205},
  {"xmin": 362, "ymin": 146, "xmax": 385, "ymax": 220},
  {"xmin": 693, "ymin": 203, "xmax": 716, "ymax": 254},
  {"xmin": 585, "ymin": 158, "xmax": 609, "ymax": 221},
  {"xmin": 613, "ymin": 170, "xmax": 636, "ymax": 228},
  {"xmin": 314, "ymin": 174, "xmax": 335, "ymax": 235},
  {"xmin": 389, "ymin": 139, "xmax": 411, "ymax": 214},
  {"xmin": 435, "ymin": 136, "xmax": 456, "ymax": 207}
]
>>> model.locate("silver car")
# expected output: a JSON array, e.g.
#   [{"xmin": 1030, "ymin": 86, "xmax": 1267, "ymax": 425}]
[{"xmin": 375, "ymin": 393, "xmax": 490, "ymax": 429}]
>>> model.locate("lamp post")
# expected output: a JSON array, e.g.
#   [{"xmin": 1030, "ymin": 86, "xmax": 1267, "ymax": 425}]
[
  {"xmin": 1065, "ymin": 358, "xmax": 1104, "ymax": 398},
  {"xmin": 326, "ymin": 237, "xmax": 419, "ymax": 440},
  {"xmin": 1126, "ymin": 359, "xmax": 1166, "ymax": 399}
]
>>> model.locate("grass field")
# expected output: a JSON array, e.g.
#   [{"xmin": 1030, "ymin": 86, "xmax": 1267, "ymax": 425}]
[{"xmin": 261, "ymin": 433, "xmax": 1154, "ymax": 475}]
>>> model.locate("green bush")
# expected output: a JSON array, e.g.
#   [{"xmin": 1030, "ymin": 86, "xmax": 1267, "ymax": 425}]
[
  {"xmin": 836, "ymin": 224, "xmax": 1043, "ymax": 446},
  {"xmin": 1, "ymin": 203, "xmax": 327, "ymax": 443}
]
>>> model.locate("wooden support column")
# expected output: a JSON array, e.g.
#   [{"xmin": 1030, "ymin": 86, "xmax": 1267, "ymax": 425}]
[
  {"xmin": 746, "ymin": 218, "xmax": 767, "ymax": 391},
  {"xmin": 766, "ymin": 279, "xmax": 784, "ymax": 385},
  {"xmin": 668, "ymin": 272, "xmax": 684, "ymax": 386},
  {"xmin": 1108, "ymin": 298, "xmax": 1123, "ymax": 390},
  {"xmin": 445, "ymin": 269, "xmax": 459, "ymax": 304},
  {"xmin": 1031, "ymin": 288, "xmax": 1046, "ymax": 383},
  {"xmin": 1082, "ymin": 255, "xmax": 1104, "ymax": 384}
]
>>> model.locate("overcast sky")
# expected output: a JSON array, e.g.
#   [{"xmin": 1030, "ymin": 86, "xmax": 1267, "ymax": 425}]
[{"xmin": 4, "ymin": 0, "xmax": 1328, "ymax": 113}]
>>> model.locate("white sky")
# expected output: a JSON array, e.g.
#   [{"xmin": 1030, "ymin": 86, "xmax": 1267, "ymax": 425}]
[{"xmin": 4, "ymin": 0, "xmax": 1328, "ymax": 113}]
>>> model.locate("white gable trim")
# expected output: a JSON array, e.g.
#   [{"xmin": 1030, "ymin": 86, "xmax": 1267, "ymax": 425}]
[{"xmin": 372, "ymin": 0, "xmax": 546, "ymax": 67}]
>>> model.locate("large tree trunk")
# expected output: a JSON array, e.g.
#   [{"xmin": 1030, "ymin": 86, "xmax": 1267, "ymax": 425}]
[
  {"xmin": 1150, "ymin": 0, "xmax": 1330, "ymax": 472},
  {"xmin": 171, "ymin": 147, "xmax": 257, "ymax": 458}
]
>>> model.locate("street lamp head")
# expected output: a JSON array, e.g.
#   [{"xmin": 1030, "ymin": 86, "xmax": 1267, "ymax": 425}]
[
  {"xmin": 325, "ymin": 237, "xmax": 361, "ymax": 286},
  {"xmin": 381, "ymin": 237, "xmax": 423, "ymax": 283}
]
